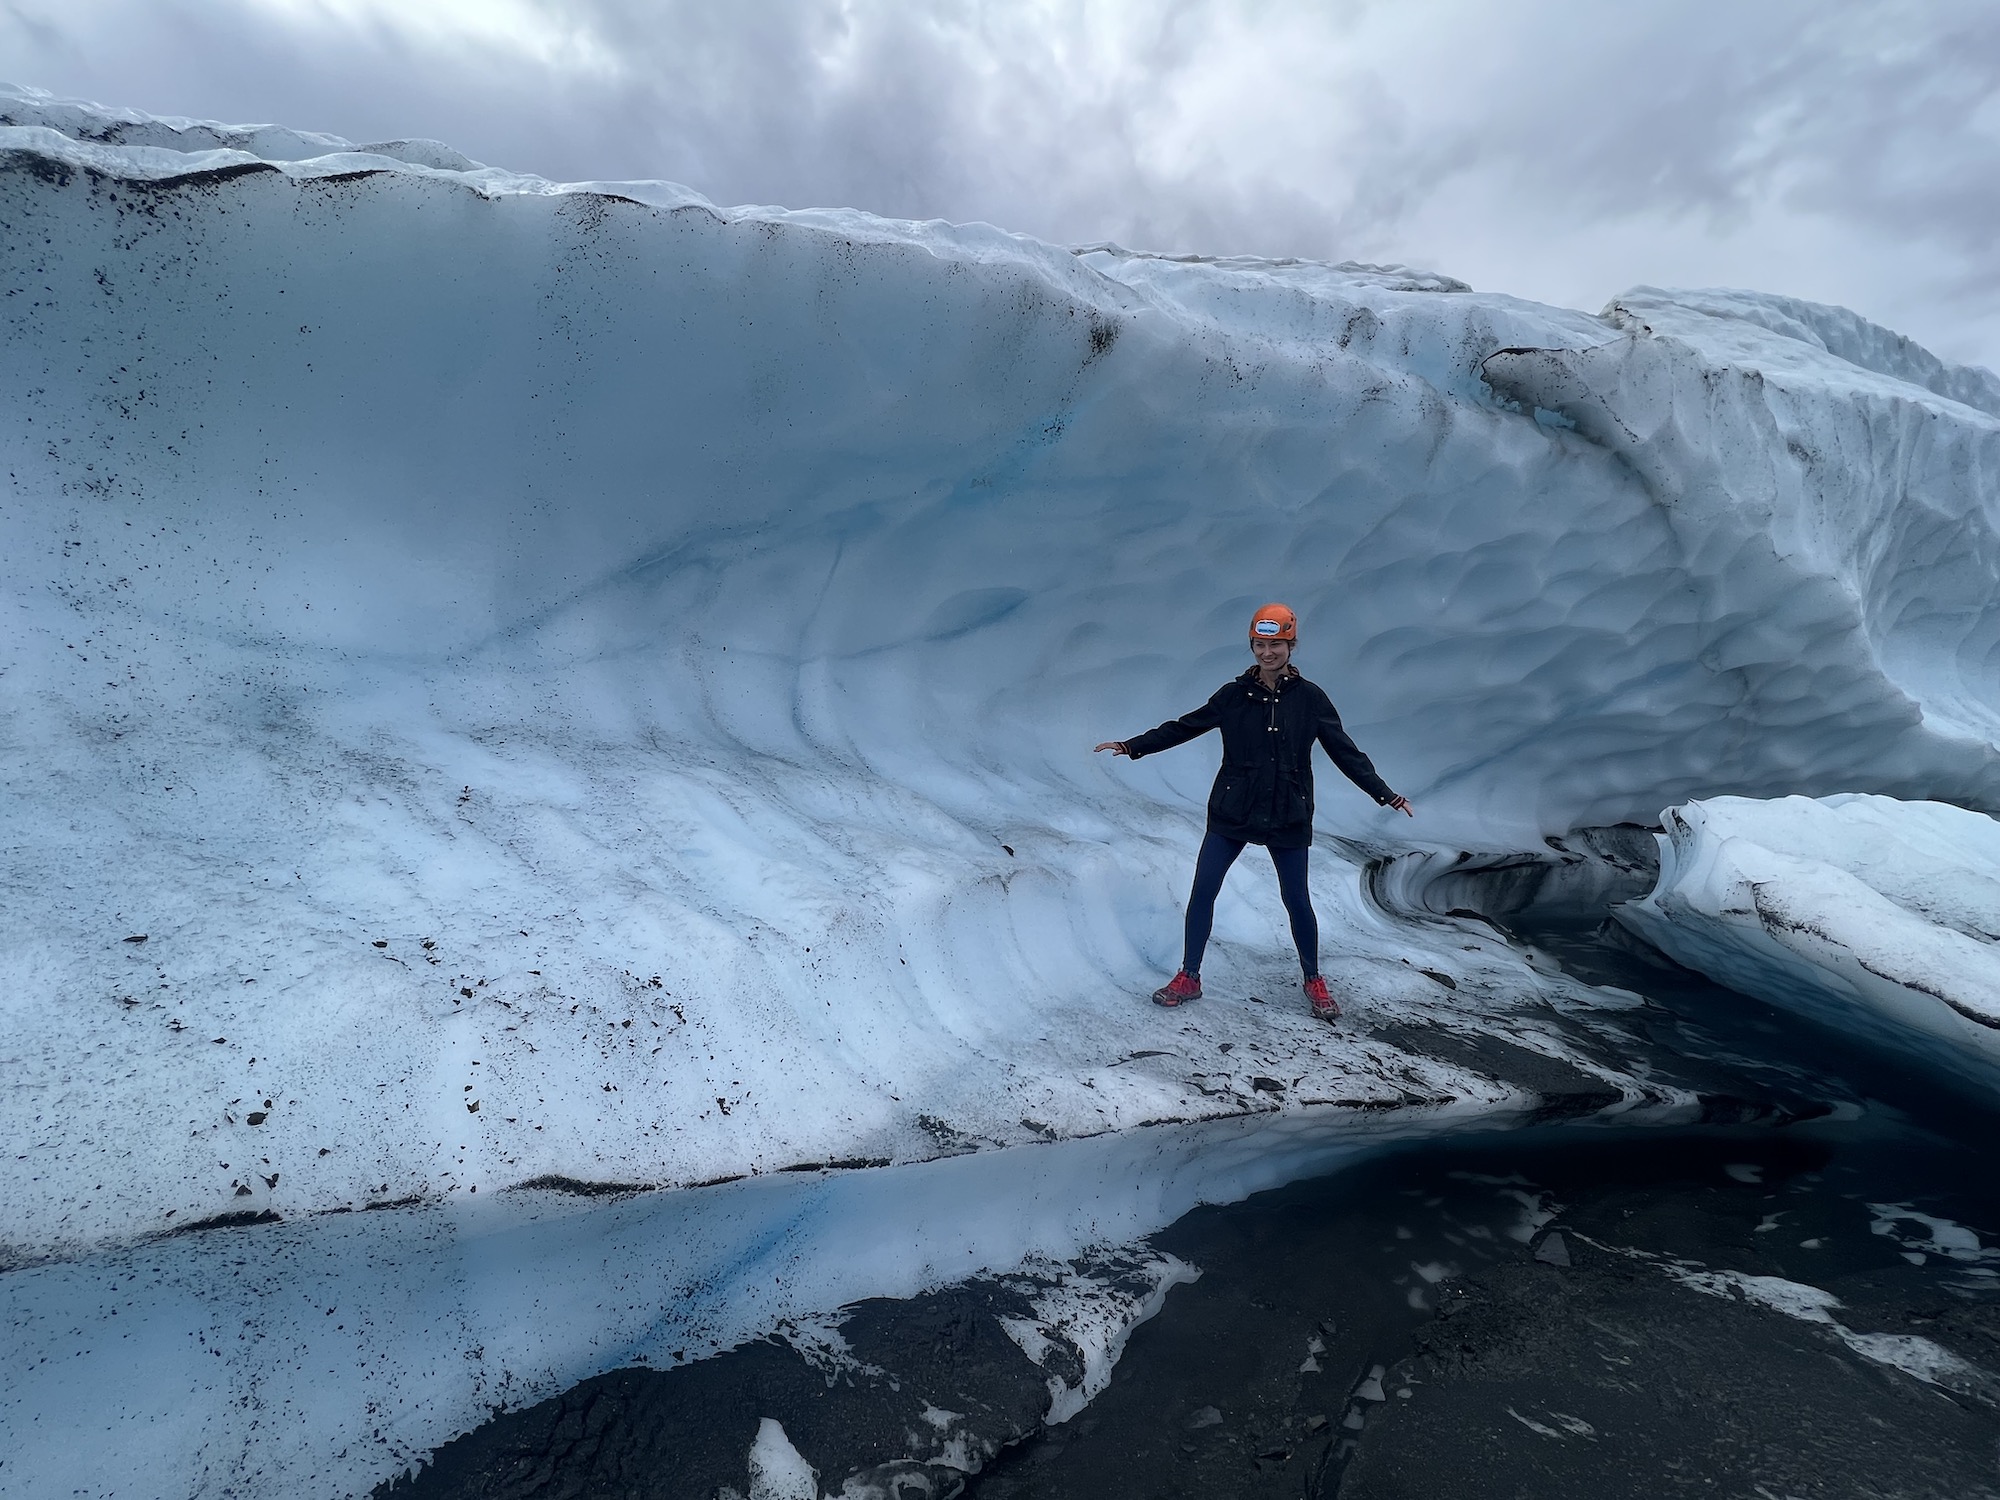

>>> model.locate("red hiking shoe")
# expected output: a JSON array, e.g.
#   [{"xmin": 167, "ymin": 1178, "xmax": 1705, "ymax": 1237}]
[
  {"xmin": 1151, "ymin": 970, "xmax": 1202, "ymax": 1007},
  {"xmin": 1304, "ymin": 975, "xmax": 1340, "ymax": 1020}
]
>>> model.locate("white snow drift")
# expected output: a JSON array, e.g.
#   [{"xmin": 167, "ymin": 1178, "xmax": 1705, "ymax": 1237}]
[{"xmin": 1619, "ymin": 795, "xmax": 2000, "ymax": 1093}]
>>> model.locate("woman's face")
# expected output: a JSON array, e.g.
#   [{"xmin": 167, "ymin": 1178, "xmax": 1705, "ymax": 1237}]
[{"xmin": 1251, "ymin": 637, "xmax": 1293, "ymax": 671}]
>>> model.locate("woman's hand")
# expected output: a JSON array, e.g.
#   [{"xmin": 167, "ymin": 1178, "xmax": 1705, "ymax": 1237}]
[
  {"xmin": 1387, "ymin": 794, "xmax": 1415, "ymax": 817},
  {"xmin": 1094, "ymin": 742, "xmax": 1130, "ymax": 757}
]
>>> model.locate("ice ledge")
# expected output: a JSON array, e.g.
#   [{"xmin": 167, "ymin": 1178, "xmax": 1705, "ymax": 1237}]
[
  {"xmin": 0, "ymin": 118, "xmax": 719, "ymax": 208},
  {"xmin": 1606, "ymin": 286, "xmax": 2000, "ymax": 421},
  {"xmin": 1616, "ymin": 795, "xmax": 2000, "ymax": 1095},
  {"xmin": 0, "ymin": 941, "xmax": 1668, "ymax": 1270}
]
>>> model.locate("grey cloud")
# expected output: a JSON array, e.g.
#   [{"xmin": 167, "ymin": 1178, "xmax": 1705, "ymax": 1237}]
[{"xmin": 3, "ymin": 0, "xmax": 1996, "ymax": 365}]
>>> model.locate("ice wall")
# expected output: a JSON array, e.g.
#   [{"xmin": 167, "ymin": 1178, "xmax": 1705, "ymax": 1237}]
[
  {"xmin": 5, "ymin": 83, "xmax": 2000, "ymax": 1261},
  {"xmin": 1617, "ymin": 795, "xmax": 2000, "ymax": 1095}
]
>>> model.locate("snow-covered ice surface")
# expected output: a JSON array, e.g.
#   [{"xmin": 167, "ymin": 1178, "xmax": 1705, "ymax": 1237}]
[
  {"xmin": 1617, "ymin": 795, "xmax": 2000, "ymax": 1094},
  {"xmin": 4, "ymin": 81, "xmax": 2000, "ymax": 1496}
]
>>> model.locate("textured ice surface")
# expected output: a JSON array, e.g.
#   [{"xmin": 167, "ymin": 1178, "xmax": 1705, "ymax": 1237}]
[
  {"xmin": 1618, "ymin": 796, "xmax": 2000, "ymax": 1092},
  {"xmin": 0, "ymin": 80, "xmax": 1862, "ymax": 1260}
]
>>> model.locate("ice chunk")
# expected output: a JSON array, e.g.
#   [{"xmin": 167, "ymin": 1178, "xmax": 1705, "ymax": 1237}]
[
  {"xmin": 1618, "ymin": 796, "xmax": 2000, "ymax": 1094},
  {"xmin": 1870, "ymin": 1205, "xmax": 1997, "ymax": 1265},
  {"xmin": 996, "ymin": 1250, "xmax": 1198, "ymax": 1425},
  {"xmin": 1506, "ymin": 1407, "xmax": 1594, "ymax": 1439},
  {"xmin": 748, "ymin": 1418, "xmax": 819, "ymax": 1500}
]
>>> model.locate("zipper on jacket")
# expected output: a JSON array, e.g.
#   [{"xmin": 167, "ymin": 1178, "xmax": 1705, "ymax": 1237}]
[{"xmin": 1267, "ymin": 682, "xmax": 1282, "ymax": 823}]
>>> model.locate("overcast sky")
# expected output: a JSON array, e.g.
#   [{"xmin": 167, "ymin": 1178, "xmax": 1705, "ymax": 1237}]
[{"xmin": 8, "ymin": 0, "xmax": 1997, "ymax": 368}]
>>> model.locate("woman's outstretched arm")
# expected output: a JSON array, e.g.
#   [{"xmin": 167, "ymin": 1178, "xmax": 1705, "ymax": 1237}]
[{"xmin": 1098, "ymin": 693, "xmax": 1225, "ymax": 760}]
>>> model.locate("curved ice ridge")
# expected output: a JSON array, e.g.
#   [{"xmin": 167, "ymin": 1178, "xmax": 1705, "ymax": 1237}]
[
  {"xmin": 3, "ymin": 82, "xmax": 2000, "ymax": 1264},
  {"xmin": 1617, "ymin": 795, "xmax": 2000, "ymax": 1094},
  {"xmin": 1485, "ymin": 292, "xmax": 2000, "ymax": 766}
]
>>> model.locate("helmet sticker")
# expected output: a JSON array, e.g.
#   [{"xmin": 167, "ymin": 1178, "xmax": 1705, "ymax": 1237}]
[{"xmin": 1253, "ymin": 620, "xmax": 1282, "ymax": 636}]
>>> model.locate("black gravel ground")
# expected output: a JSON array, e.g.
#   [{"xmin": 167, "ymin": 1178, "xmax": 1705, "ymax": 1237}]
[{"xmin": 973, "ymin": 1128, "xmax": 2000, "ymax": 1500}]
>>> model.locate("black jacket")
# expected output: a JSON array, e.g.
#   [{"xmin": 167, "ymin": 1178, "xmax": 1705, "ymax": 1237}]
[{"xmin": 1123, "ymin": 667, "xmax": 1397, "ymax": 849}]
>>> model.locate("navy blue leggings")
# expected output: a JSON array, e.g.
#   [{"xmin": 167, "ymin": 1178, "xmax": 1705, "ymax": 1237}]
[{"xmin": 1182, "ymin": 831, "xmax": 1319, "ymax": 980}]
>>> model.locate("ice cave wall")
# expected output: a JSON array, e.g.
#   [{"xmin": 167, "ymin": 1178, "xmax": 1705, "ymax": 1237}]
[{"xmin": 4, "ymin": 84, "xmax": 2000, "ymax": 1256}]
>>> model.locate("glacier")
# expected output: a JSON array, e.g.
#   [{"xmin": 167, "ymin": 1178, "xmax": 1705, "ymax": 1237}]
[
  {"xmin": 4, "ymin": 79, "xmax": 2000, "ymax": 1498},
  {"xmin": 1618, "ymin": 795, "xmax": 2000, "ymax": 1095}
]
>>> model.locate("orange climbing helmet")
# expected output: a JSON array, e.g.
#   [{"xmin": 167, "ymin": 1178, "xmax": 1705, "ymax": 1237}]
[{"xmin": 1249, "ymin": 603, "xmax": 1297, "ymax": 642}]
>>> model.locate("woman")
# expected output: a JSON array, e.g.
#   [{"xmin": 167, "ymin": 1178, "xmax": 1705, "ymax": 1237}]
[{"xmin": 1095, "ymin": 603, "xmax": 1413, "ymax": 1019}]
